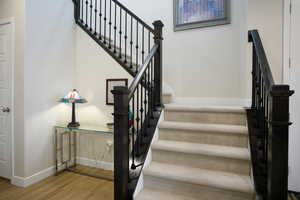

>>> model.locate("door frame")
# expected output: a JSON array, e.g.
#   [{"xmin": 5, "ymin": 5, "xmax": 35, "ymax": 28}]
[
  {"xmin": 283, "ymin": 0, "xmax": 291, "ymax": 84},
  {"xmin": 0, "ymin": 17, "xmax": 15, "ymax": 180}
]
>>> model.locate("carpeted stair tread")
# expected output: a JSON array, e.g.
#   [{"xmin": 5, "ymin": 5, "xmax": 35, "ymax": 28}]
[
  {"xmin": 152, "ymin": 140, "xmax": 250, "ymax": 161},
  {"xmin": 136, "ymin": 188, "xmax": 199, "ymax": 200},
  {"xmin": 144, "ymin": 162, "xmax": 255, "ymax": 195}
]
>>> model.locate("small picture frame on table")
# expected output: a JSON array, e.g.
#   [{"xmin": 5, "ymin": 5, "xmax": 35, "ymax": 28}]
[
  {"xmin": 106, "ymin": 79, "xmax": 128, "ymax": 105},
  {"xmin": 173, "ymin": 0, "xmax": 231, "ymax": 31}
]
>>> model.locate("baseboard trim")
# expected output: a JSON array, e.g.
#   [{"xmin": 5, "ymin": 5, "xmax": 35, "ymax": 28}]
[
  {"xmin": 10, "ymin": 158, "xmax": 113, "ymax": 188},
  {"xmin": 76, "ymin": 157, "xmax": 113, "ymax": 171},
  {"xmin": 174, "ymin": 97, "xmax": 251, "ymax": 107},
  {"xmin": 11, "ymin": 166, "xmax": 55, "ymax": 188}
]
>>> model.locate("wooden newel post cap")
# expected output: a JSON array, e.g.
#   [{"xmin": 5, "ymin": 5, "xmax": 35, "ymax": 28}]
[{"xmin": 153, "ymin": 20, "xmax": 164, "ymax": 28}]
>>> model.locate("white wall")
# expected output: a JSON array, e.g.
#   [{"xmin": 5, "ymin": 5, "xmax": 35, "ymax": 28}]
[
  {"xmin": 24, "ymin": 0, "xmax": 76, "ymax": 177},
  {"xmin": 248, "ymin": 0, "xmax": 284, "ymax": 84},
  {"xmin": 75, "ymin": 27, "xmax": 132, "ymax": 126},
  {"xmin": 0, "ymin": 0, "xmax": 26, "ymax": 178},
  {"xmin": 76, "ymin": 0, "xmax": 248, "ymax": 102}
]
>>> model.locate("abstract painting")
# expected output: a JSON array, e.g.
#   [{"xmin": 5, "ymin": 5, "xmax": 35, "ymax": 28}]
[{"xmin": 174, "ymin": 0, "xmax": 230, "ymax": 31}]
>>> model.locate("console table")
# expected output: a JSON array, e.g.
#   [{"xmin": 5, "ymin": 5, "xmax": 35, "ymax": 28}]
[{"xmin": 54, "ymin": 125, "xmax": 114, "ymax": 181}]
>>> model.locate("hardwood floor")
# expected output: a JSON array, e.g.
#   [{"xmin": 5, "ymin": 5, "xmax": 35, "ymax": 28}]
[{"xmin": 0, "ymin": 169, "xmax": 113, "ymax": 200}]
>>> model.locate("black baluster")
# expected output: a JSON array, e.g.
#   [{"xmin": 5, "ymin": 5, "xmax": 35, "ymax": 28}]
[
  {"xmin": 109, "ymin": 0, "xmax": 112, "ymax": 49},
  {"xmin": 130, "ymin": 16, "xmax": 133, "ymax": 69},
  {"xmin": 151, "ymin": 57, "xmax": 154, "ymax": 119},
  {"xmin": 147, "ymin": 63, "xmax": 151, "ymax": 127},
  {"xmin": 147, "ymin": 31, "xmax": 151, "ymax": 127},
  {"xmin": 140, "ymin": 76, "xmax": 144, "ymax": 141},
  {"xmin": 124, "ymin": 12, "xmax": 128, "ymax": 63},
  {"xmin": 99, "ymin": 0, "xmax": 102, "ymax": 40},
  {"xmin": 143, "ymin": 73, "xmax": 147, "ymax": 134},
  {"xmin": 114, "ymin": 3, "xmax": 117, "ymax": 53},
  {"xmin": 265, "ymin": 93, "xmax": 269, "ymax": 168},
  {"xmin": 104, "ymin": 0, "xmax": 107, "ymax": 44},
  {"xmin": 94, "ymin": 0, "xmax": 97, "ymax": 35},
  {"xmin": 119, "ymin": 8, "xmax": 122, "ymax": 58},
  {"xmin": 142, "ymin": 26, "xmax": 145, "ymax": 63},
  {"xmin": 81, "ymin": 0, "xmax": 84, "ymax": 23},
  {"xmin": 90, "ymin": 0, "xmax": 93, "ymax": 31},
  {"xmin": 85, "ymin": 0, "xmax": 88, "ymax": 27},
  {"xmin": 136, "ymin": 21, "xmax": 139, "ymax": 74},
  {"xmin": 131, "ymin": 95, "xmax": 136, "ymax": 170},
  {"xmin": 136, "ymin": 85, "xmax": 140, "ymax": 155}
]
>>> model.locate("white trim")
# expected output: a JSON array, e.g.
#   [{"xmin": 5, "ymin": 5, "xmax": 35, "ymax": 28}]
[
  {"xmin": 283, "ymin": 0, "xmax": 292, "ymax": 84},
  {"xmin": 10, "ymin": 157, "xmax": 113, "ymax": 188},
  {"xmin": 76, "ymin": 157, "xmax": 113, "ymax": 171},
  {"xmin": 173, "ymin": 97, "xmax": 251, "ymax": 107},
  {"xmin": 0, "ymin": 17, "xmax": 15, "ymax": 180},
  {"xmin": 11, "ymin": 166, "xmax": 56, "ymax": 188}
]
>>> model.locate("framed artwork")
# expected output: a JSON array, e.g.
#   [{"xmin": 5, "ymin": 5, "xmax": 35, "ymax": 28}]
[
  {"xmin": 174, "ymin": 0, "xmax": 231, "ymax": 31},
  {"xmin": 106, "ymin": 79, "xmax": 128, "ymax": 105}
]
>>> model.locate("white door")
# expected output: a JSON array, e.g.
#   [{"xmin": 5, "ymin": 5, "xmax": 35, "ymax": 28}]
[
  {"xmin": 289, "ymin": 0, "xmax": 300, "ymax": 192},
  {"xmin": 0, "ymin": 22, "xmax": 12, "ymax": 179}
]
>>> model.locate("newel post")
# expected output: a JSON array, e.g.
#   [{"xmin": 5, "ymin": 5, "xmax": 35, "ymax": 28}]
[
  {"xmin": 268, "ymin": 85, "xmax": 294, "ymax": 200},
  {"xmin": 248, "ymin": 32, "xmax": 257, "ymax": 110},
  {"xmin": 112, "ymin": 86, "xmax": 130, "ymax": 200},
  {"xmin": 73, "ymin": 0, "xmax": 80, "ymax": 22},
  {"xmin": 153, "ymin": 20, "xmax": 164, "ymax": 107}
]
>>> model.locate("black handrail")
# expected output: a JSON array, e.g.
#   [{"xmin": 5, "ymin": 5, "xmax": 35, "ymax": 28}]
[
  {"xmin": 129, "ymin": 44, "xmax": 158, "ymax": 98},
  {"xmin": 112, "ymin": 0, "xmax": 155, "ymax": 34},
  {"xmin": 248, "ymin": 30, "xmax": 294, "ymax": 200},
  {"xmin": 248, "ymin": 30, "xmax": 274, "ymax": 90}
]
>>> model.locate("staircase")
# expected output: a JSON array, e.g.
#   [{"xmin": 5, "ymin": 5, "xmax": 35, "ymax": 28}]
[
  {"xmin": 137, "ymin": 95, "xmax": 255, "ymax": 200},
  {"xmin": 71, "ymin": 1, "xmax": 293, "ymax": 199}
]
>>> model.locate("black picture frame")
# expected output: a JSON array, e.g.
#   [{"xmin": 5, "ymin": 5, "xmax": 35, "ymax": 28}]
[{"xmin": 106, "ymin": 79, "xmax": 128, "ymax": 105}]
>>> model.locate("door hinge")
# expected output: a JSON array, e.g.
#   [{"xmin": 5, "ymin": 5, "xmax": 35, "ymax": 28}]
[{"xmin": 290, "ymin": 3, "xmax": 292, "ymax": 14}]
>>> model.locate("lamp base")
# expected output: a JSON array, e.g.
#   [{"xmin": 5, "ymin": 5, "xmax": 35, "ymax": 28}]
[{"xmin": 68, "ymin": 122, "xmax": 80, "ymax": 128}]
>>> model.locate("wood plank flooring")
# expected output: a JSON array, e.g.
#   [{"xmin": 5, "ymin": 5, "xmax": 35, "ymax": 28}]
[{"xmin": 0, "ymin": 168, "xmax": 113, "ymax": 200}]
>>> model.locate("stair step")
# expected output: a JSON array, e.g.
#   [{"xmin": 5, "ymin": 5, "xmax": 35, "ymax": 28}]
[
  {"xmin": 136, "ymin": 188, "xmax": 199, "ymax": 200},
  {"xmin": 164, "ymin": 104, "xmax": 247, "ymax": 125},
  {"xmin": 143, "ymin": 162, "xmax": 255, "ymax": 200},
  {"xmin": 152, "ymin": 140, "xmax": 250, "ymax": 174},
  {"xmin": 162, "ymin": 92, "xmax": 173, "ymax": 104},
  {"xmin": 159, "ymin": 121, "xmax": 248, "ymax": 147}
]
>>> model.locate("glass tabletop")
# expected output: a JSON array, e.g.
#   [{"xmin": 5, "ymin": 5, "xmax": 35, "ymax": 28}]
[{"xmin": 55, "ymin": 124, "xmax": 113, "ymax": 135}]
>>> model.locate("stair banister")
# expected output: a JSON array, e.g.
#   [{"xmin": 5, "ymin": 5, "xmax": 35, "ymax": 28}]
[
  {"xmin": 71, "ymin": 0, "xmax": 164, "ymax": 198},
  {"xmin": 112, "ymin": 41, "xmax": 161, "ymax": 200},
  {"xmin": 248, "ymin": 30, "xmax": 294, "ymax": 200}
]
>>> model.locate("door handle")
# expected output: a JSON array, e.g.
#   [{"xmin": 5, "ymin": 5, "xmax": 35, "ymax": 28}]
[{"xmin": 0, "ymin": 106, "xmax": 10, "ymax": 113}]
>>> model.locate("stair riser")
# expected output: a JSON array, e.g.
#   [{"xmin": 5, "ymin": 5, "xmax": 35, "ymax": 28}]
[
  {"xmin": 152, "ymin": 149, "xmax": 250, "ymax": 175},
  {"xmin": 162, "ymin": 94, "xmax": 172, "ymax": 104},
  {"xmin": 165, "ymin": 111, "xmax": 246, "ymax": 125},
  {"xmin": 159, "ymin": 128, "xmax": 248, "ymax": 147},
  {"xmin": 144, "ymin": 175, "xmax": 254, "ymax": 200}
]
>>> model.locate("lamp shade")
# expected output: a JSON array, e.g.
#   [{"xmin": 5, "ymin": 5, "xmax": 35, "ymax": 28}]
[{"xmin": 59, "ymin": 89, "xmax": 87, "ymax": 104}]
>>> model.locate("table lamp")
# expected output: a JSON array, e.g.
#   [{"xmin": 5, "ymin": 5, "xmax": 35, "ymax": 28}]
[{"xmin": 59, "ymin": 89, "xmax": 87, "ymax": 128}]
